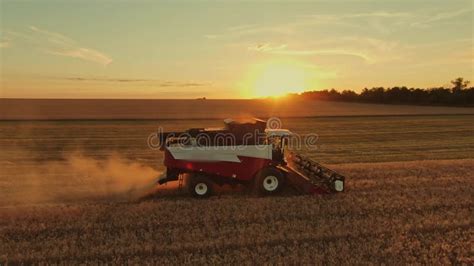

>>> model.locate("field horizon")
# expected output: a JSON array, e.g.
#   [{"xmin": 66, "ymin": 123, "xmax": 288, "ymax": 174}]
[{"xmin": 1, "ymin": 98, "xmax": 473, "ymax": 120}]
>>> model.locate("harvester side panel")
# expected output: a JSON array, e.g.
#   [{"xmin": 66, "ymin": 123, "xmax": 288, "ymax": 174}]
[{"xmin": 164, "ymin": 149, "xmax": 273, "ymax": 181}]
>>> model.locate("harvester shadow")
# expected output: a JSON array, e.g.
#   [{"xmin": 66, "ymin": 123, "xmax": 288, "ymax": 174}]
[{"xmin": 137, "ymin": 181, "xmax": 303, "ymax": 202}]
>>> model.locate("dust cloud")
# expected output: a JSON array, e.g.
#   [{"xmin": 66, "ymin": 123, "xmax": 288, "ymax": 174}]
[
  {"xmin": 1, "ymin": 153, "xmax": 164, "ymax": 207},
  {"xmin": 62, "ymin": 153, "xmax": 161, "ymax": 199}
]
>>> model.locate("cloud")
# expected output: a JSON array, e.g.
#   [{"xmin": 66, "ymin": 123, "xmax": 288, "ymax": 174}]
[
  {"xmin": 3, "ymin": 26, "xmax": 112, "ymax": 65},
  {"xmin": 206, "ymin": 11, "xmax": 412, "ymax": 39},
  {"xmin": 306, "ymin": 9, "xmax": 471, "ymax": 31},
  {"xmin": 247, "ymin": 43, "xmax": 287, "ymax": 52},
  {"xmin": 156, "ymin": 81, "xmax": 208, "ymax": 87},
  {"xmin": 411, "ymin": 8, "xmax": 473, "ymax": 28},
  {"xmin": 205, "ymin": 22, "xmax": 295, "ymax": 40},
  {"xmin": 0, "ymin": 33, "xmax": 12, "ymax": 48},
  {"xmin": 48, "ymin": 48, "xmax": 112, "ymax": 66},
  {"xmin": 0, "ymin": 41, "xmax": 10, "ymax": 48},
  {"xmin": 273, "ymin": 49, "xmax": 373, "ymax": 63},
  {"xmin": 63, "ymin": 77, "xmax": 149, "ymax": 82},
  {"xmin": 344, "ymin": 12, "xmax": 411, "ymax": 19},
  {"xmin": 207, "ymin": 8, "xmax": 471, "ymax": 40},
  {"xmin": 29, "ymin": 26, "xmax": 75, "ymax": 46},
  {"xmin": 29, "ymin": 26, "xmax": 112, "ymax": 65},
  {"xmin": 57, "ymin": 77, "xmax": 210, "ymax": 87},
  {"xmin": 247, "ymin": 43, "xmax": 372, "ymax": 62},
  {"xmin": 301, "ymin": 9, "xmax": 470, "ymax": 29},
  {"xmin": 301, "ymin": 11, "xmax": 412, "ymax": 23},
  {"xmin": 247, "ymin": 37, "xmax": 404, "ymax": 64}
]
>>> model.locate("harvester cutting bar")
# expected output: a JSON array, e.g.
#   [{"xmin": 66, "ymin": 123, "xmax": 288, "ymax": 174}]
[{"xmin": 284, "ymin": 152, "xmax": 345, "ymax": 194}]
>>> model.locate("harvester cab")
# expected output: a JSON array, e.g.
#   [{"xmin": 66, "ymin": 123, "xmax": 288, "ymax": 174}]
[
  {"xmin": 157, "ymin": 118, "xmax": 345, "ymax": 197},
  {"xmin": 265, "ymin": 128, "xmax": 292, "ymax": 163}
]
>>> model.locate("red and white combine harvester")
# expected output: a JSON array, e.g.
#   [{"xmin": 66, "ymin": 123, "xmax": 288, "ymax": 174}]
[{"xmin": 157, "ymin": 119, "xmax": 345, "ymax": 197}]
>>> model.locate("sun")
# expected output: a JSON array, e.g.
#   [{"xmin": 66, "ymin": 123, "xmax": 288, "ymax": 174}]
[{"xmin": 241, "ymin": 59, "xmax": 313, "ymax": 98}]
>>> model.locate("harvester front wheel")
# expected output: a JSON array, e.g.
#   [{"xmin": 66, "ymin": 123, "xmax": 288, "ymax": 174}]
[
  {"xmin": 254, "ymin": 167, "xmax": 284, "ymax": 196},
  {"xmin": 188, "ymin": 175, "xmax": 213, "ymax": 198}
]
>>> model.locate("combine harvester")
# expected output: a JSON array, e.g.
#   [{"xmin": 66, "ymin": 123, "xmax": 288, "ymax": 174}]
[{"xmin": 157, "ymin": 119, "xmax": 345, "ymax": 197}]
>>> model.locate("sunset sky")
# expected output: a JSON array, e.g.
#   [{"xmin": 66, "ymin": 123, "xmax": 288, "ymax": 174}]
[{"xmin": 1, "ymin": 0, "xmax": 473, "ymax": 99}]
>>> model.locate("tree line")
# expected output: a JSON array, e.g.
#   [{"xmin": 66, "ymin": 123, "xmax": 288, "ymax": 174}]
[{"xmin": 291, "ymin": 77, "xmax": 474, "ymax": 106}]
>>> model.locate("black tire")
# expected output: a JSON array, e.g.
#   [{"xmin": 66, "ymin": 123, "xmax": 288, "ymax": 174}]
[
  {"xmin": 254, "ymin": 167, "xmax": 285, "ymax": 196},
  {"xmin": 188, "ymin": 174, "xmax": 213, "ymax": 198}
]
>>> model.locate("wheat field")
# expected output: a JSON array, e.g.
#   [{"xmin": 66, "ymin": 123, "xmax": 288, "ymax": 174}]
[
  {"xmin": 1, "ymin": 159, "xmax": 472, "ymax": 264},
  {"xmin": 2, "ymin": 99, "xmax": 474, "ymax": 120},
  {"xmin": 0, "ymin": 115, "xmax": 473, "ymax": 264}
]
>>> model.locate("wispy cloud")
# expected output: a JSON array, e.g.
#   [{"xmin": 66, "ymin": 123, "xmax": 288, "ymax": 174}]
[
  {"xmin": 301, "ymin": 11, "xmax": 412, "ymax": 23},
  {"xmin": 273, "ymin": 49, "xmax": 373, "ymax": 63},
  {"xmin": 411, "ymin": 8, "xmax": 473, "ymax": 28},
  {"xmin": 204, "ymin": 22, "xmax": 295, "ymax": 39},
  {"xmin": 206, "ymin": 11, "xmax": 412, "ymax": 39},
  {"xmin": 0, "ymin": 41, "xmax": 10, "ymax": 48},
  {"xmin": 207, "ymin": 8, "xmax": 471, "ymax": 40},
  {"xmin": 29, "ymin": 26, "xmax": 75, "ymax": 46},
  {"xmin": 0, "ymin": 34, "xmax": 11, "ymax": 48},
  {"xmin": 342, "ymin": 12, "xmax": 411, "ymax": 19},
  {"xmin": 305, "ymin": 9, "xmax": 471, "ymax": 30},
  {"xmin": 206, "ymin": 9, "xmax": 469, "ymax": 70},
  {"xmin": 246, "ymin": 43, "xmax": 371, "ymax": 60},
  {"xmin": 2, "ymin": 26, "xmax": 112, "ymax": 65},
  {"xmin": 47, "ymin": 48, "xmax": 112, "ymax": 66},
  {"xmin": 156, "ymin": 81, "xmax": 209, "ymax": 87},
  {"xmin": 57, "ymin": 76, "xmax": 210, "ymax": 87},
  {"xmin": 29, "ymin": 26, "xmax": 112, "ymax": 65},
  {"xmin": 247, "ymin": 37, "xmax": 403, "ymax": 64},
  {"xmin": 247, "ymin": 43, "xmax": 287, "ymax": 52},
  {"xmin": 62, "ymin": 77, "xmax": 150, "ymax": 82}
]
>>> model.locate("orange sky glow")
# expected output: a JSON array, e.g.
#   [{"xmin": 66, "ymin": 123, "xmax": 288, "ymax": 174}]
[{"xmin": 0, "ymin": 1, "xmax": 473, "ymax": 99}]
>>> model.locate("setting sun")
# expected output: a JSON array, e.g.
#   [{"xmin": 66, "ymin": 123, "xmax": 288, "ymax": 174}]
[{"xmin": 241, "ymin": 60, "xmax": 314, "ymax": 98}]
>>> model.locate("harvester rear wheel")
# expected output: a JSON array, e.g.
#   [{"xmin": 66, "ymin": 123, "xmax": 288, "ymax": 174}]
[
  {"xmin": 188, "ymin": 174, "xmax": 213, "ymax": 198},
  {"xmin": 254, "ymin": 167, "xmax": 284, "ymax": 196}
]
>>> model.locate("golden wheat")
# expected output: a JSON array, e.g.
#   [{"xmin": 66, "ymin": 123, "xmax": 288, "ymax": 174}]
[
  {"xmin": 1, "ymin": 159, "xmax": 472, "ymax": 264},
  {"xmin": 1, "ymin": 117, "xmax": 473, "ymax": 264}
]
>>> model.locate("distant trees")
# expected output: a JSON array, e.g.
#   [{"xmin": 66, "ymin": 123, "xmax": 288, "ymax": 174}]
[
  {"xmin": 294, "ymin": 78, "xmax": 474, "ymax": 106},
  {"xmin": 451, "ymin": 77, "xmax": 470, "ymax": 93}
]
